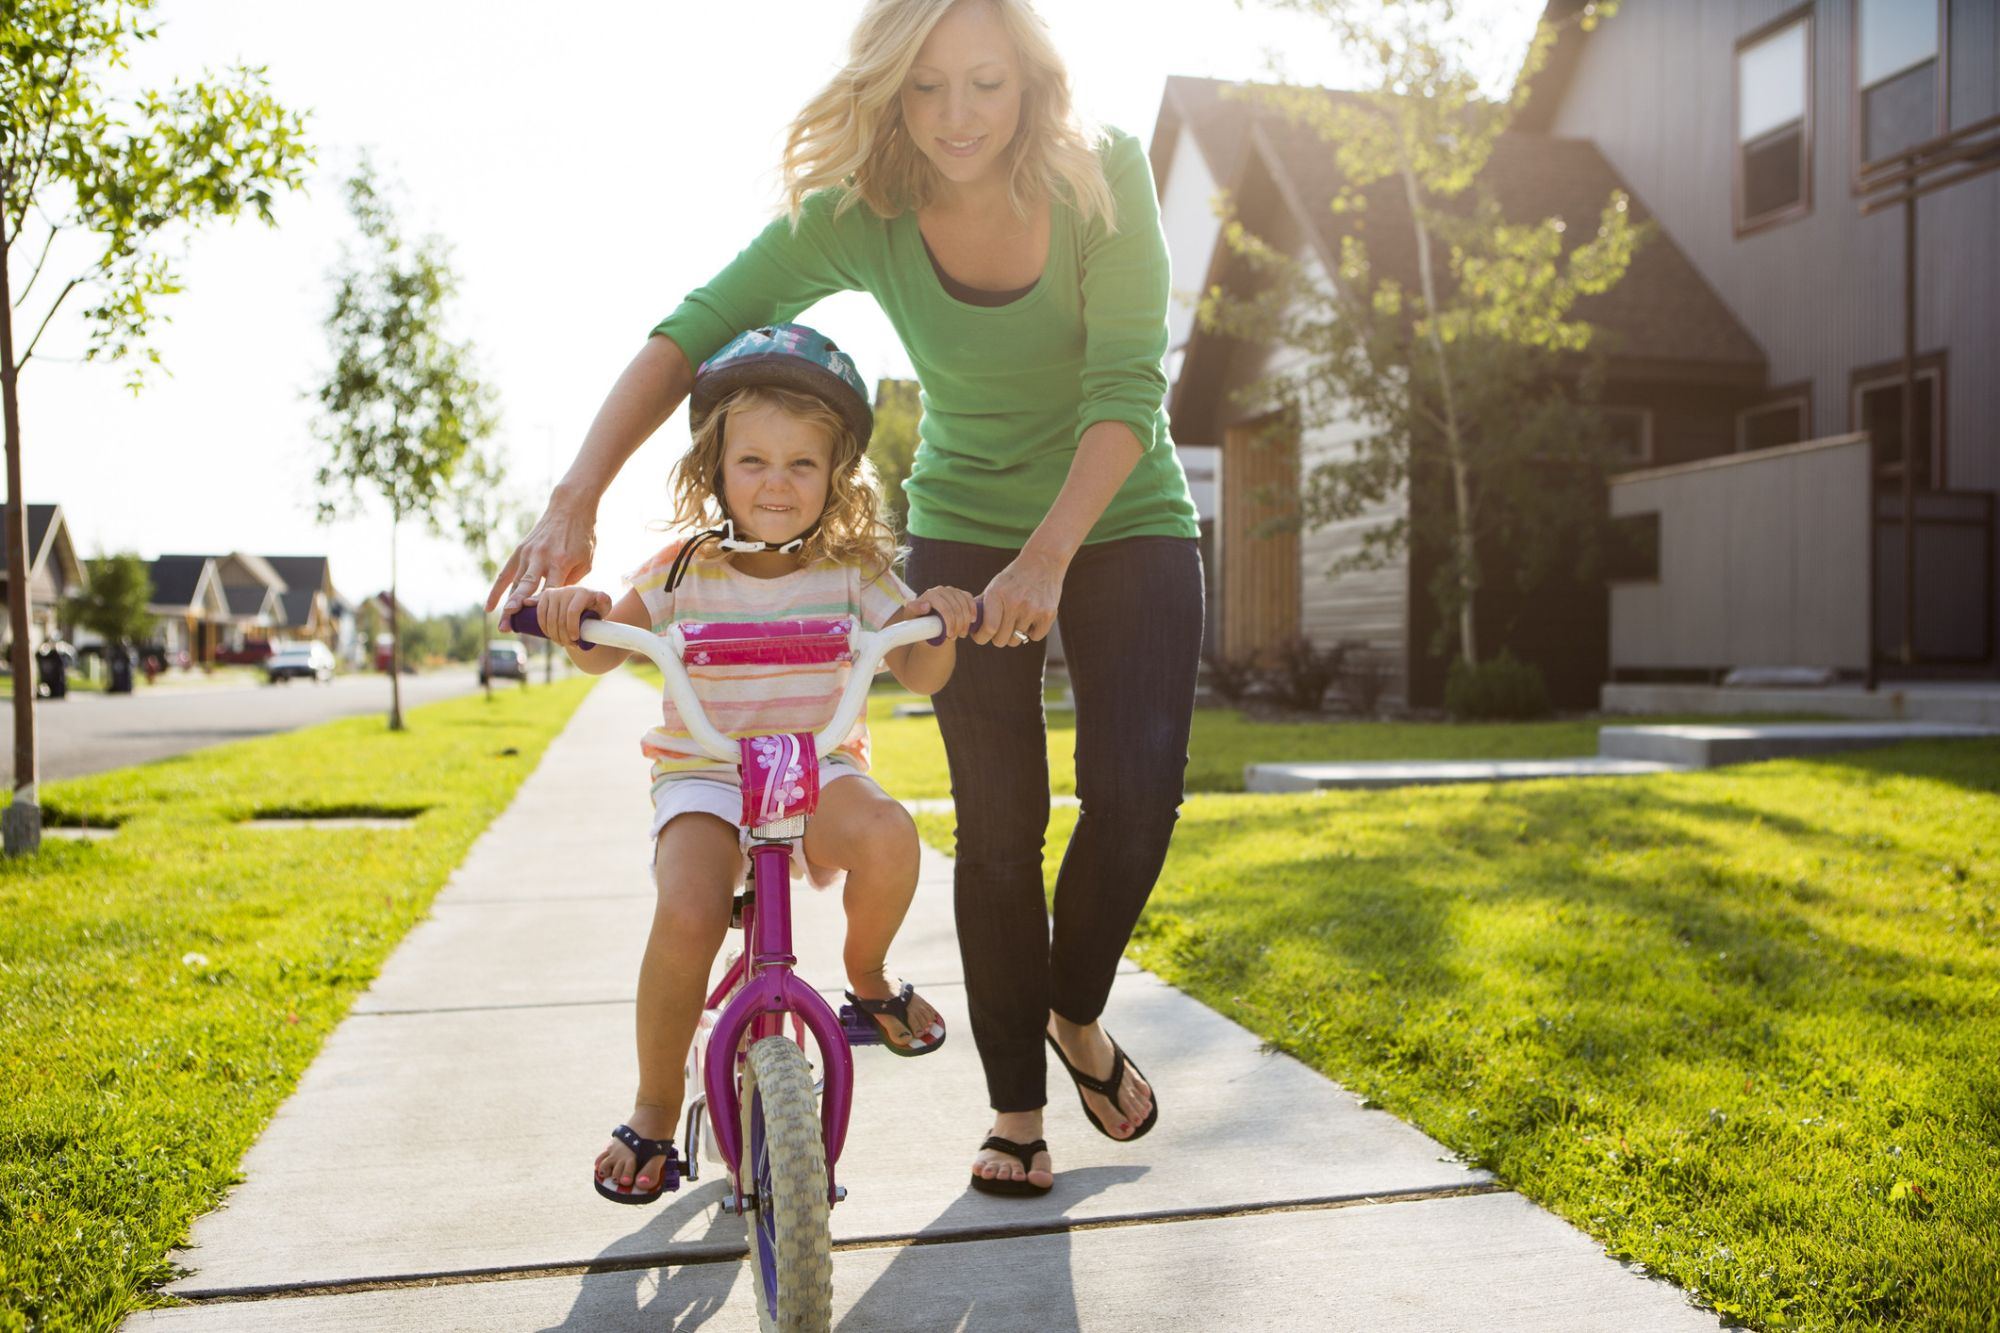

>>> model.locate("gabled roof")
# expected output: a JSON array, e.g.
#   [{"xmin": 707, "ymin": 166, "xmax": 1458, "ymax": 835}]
[
  {"xmin": 216, "ymin": 551, "xmax": 286, "ymax": 592},
  {"xmin": 147, "ymin": 555, "xmax": 218, "ymax": 610},
  {"xmin": 263, "ymin": 555, "xmax": 335, "ymax": 600},
  {"xmin": 278, "ymin": 587, "xmax": 321, "ymax": 629},
  {"xmin": 223, "ymin": 584, "xmax": 280, "ymax": 620},
  {"xmin": 1158, "ymin": 76, "xmax": 1767, "ymax": 386},
  {"xmin": 0, "ymin": 504, "xmax": 75, "ymax": 583}
]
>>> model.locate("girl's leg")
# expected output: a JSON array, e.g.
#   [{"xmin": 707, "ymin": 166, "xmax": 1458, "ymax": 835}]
[
  {"xmin": 800, "ymin": 775, "xmax": 942, "ymax": 1046},
  {"xmin": 1047, "ymin": 536, "xmax": 1204, "ymax": 1136},
  {"xmin": 593, "ymin": 812, "xmax": 740, "ymax": 1193}
]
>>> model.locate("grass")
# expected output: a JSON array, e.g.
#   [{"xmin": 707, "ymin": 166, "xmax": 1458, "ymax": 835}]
[
  {"xmin": 907, "ymin": 740, "xmax": 2000, "ymax": 1329},
  {"xmin": 0, "ymin": 678, "xmax": 594, "ymax": 1333}
]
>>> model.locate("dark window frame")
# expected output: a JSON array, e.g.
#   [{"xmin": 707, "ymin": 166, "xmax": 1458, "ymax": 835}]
[
  {"xmin": 1601, "ymin": 406, "xmax": 1655, "ymax": 469},
  {"xmin": 1851, "ymin": 0, "xmax": 1950, "ymax": 178},
  {"xmin": 1850, "ymin": 351, "xmax": 1948, "ymax": 490},
  {"xmin": 1734, "ymin": 5, "xmax": 1815, "ymax": 238},
  {"xmin": 1735, "ymin": 382, "xmax": 1814, "ymax": 452}
]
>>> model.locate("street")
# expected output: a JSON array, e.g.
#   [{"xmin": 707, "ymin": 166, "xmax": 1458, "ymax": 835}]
[{"xmin": 8, "ymin": 669, "xmax": 516, "ymax": 783}]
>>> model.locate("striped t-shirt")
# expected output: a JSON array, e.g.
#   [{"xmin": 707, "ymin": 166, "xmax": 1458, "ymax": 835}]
[{"xmin": 629, "ymin": 539, "xmax": 913, "ymax": 789}]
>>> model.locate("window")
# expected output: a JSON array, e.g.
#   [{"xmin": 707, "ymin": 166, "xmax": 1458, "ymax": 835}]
[
  {"xmin": 1735, "ymin": 10, "xmax": 1812, "ymax": 234},
  {"xmin": 1607, "ymin": 512, "xmax": 1661, "ymax": 583},
  {"xmin": 1856, "ymin": 0, "xmax": 1944, "ymax": 165},
  {"xmin": 1601, "ymin": 407, "xmax": 1654, "ymax": 467},
  {"xmin": 1852, "ymin": 358, "xmax": 1945, "ymax": 490},
  {"xmin": 1736, "ymin": 386, "xmax": 1812, "ymax": 452}
]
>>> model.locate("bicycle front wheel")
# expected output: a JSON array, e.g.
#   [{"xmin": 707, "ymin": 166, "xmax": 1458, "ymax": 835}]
[{"xmin": 740, "ymin": 1034, "xmax": 832, "ymax": 1331}]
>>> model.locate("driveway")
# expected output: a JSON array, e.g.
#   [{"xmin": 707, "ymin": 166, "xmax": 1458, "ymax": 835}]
[{"xmin": 9, "ymin": 669, "xmax": 502, "ymax": 783}]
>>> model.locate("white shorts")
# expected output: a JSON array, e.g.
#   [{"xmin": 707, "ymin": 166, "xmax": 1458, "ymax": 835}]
[{"xmin": 648, "ymin": 759, "xmax": 866, "ymax": 890}]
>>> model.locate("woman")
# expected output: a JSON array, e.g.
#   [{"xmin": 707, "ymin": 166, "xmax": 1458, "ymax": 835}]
[{"xmin": 491, "ymin": 0, "xmax": 1202, "ymax": 1195}]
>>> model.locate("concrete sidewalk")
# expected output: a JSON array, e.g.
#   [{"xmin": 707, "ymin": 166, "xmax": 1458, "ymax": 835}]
[{"xmin": 127, "ymin": 673, "xmax": 1720, "ymax": 1331}]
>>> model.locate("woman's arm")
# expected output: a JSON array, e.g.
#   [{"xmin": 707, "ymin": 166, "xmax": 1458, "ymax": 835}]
[{"xmin": 487, "ymin": 336, "xmax": 695, "ymax": 615}]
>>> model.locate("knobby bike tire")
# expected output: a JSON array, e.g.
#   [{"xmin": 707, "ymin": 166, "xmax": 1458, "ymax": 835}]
[{"xmin": 741, "ymin": 1035, "xmax": 832, "ymax": 1332}]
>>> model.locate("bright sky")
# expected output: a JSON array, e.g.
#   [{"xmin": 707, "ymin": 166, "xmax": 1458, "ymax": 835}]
[{"xmin": 21, "ymin": 0, "xmax": 1539, "ymax": 615}]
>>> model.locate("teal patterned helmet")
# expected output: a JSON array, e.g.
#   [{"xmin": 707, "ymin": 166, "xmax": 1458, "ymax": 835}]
[{"xmin": 690, "ymin": 323, "xmax": 873, "ymax": 448}]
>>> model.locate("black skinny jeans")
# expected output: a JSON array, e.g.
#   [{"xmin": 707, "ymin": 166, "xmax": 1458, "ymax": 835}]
[{"xmin": 906, "ymin": 533, "xmax": 1205, "ymax": 1112}]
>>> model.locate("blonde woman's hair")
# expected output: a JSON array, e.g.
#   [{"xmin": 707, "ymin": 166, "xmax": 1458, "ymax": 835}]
[
  {"xmin": 783, "ymin": 0, "xmax": 1116, "ymax": 229},
  {"xmin": 669, "ymin": 384, "xmax": 897, "ymax": 579}
]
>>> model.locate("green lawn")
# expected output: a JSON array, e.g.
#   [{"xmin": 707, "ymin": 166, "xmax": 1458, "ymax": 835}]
[
  {"xmin": 0, "ymin": 679, "xmax": 594, "ymax": 1333},
  {"xmin": 908, "ymin": 739, "xmax": 2000, "ymax": 1329}
]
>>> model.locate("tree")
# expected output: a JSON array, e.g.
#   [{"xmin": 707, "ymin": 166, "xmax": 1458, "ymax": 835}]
[
  {"xmin": 1206, "ymin": 0, "xmax": 1641, "ymax": 667},
  {"xmin": 60, "ymin": 551, "xmax": 153, "ymax": 647},
  {"xmin": 453, "ymin": 443, "xmax": 529, "ymax": 697},
  {"xmin": 313, "ymin": 165, "xmax": 496, "ymax": 730},
  {"xmin": 0, "ymin": 0, "xmax": 310, "ymax": 851},
  {"xmin": 867, "ymin": 379, "xmax": 920, "ymax": 536}
]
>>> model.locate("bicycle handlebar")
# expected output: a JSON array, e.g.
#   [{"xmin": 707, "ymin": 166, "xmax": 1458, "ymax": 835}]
[{"xmin": 507, "ymin": 604, "xmax": 964, "ymax": 762}]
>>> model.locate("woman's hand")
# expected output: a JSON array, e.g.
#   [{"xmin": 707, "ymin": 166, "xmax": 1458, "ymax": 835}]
[
  {"xmin": 488, "ymin": 494, "xmax": 598, "ymax": 618},
  {"xmin": 528, "ymin": 586, "xmax": 612, "ymax": 649},
  {"xmin": 976, "ymin": 548, "xmax": 1067, "ymax": 648},
  {"xmin": 903, "ymin": 585, "xmax": 980, "ymax": 640}
]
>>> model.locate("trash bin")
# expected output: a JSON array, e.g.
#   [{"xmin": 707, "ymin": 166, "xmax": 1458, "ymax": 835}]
[
  {"xmin": 108, "ymin": 644, "xmax": 134, "ymax": 695},
  {"xmin": 36, "ymin": 643, "xmax": 67, "ymax": 699}
]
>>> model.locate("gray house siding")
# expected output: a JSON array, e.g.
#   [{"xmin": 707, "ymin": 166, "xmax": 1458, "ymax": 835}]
[{"xmin": 1545, "ymin": 0, "xmax": 1998, "ymax": 666}]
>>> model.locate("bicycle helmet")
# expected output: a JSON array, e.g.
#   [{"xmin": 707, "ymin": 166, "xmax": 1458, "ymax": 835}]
[{"xmin": 689, "ymin": 322, "xmax": 873, "ymax": 449}]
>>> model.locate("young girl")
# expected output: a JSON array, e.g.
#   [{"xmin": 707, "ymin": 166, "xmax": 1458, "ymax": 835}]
[{"xmin": 527, "ymin": 323, "xmax": 978, "ymax": 1205}]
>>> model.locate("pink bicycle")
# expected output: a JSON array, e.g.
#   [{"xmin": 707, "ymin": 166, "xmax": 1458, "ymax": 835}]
[{"xmin": 513, "ymin": 601, "xmax": 961, "ymax": 1331}]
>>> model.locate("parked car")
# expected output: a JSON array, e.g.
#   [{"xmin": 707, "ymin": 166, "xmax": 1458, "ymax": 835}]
[
  {"xmin": 480, "ymin": 642, "xmax": 528, "ymax": 684},
  {"xmin": 267, "ymin": 642, "xmax": 335, "ymax": 684}
]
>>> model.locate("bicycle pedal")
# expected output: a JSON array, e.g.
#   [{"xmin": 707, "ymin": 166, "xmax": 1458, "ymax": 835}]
[{"xmin": 838, "ymin": 1005, "xmax": 884, "ymax": 1046}]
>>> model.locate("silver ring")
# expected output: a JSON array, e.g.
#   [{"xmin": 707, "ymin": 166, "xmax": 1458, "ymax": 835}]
[{"xmin": 1012, "ymin": 631, "xmax": 1029, "ymax": 643}]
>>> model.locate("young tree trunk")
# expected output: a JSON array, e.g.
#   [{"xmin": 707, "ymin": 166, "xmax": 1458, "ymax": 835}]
[
  {"xmin": 388, "ymin": 509, "xmax": 404, "ymax": 731},
  {"xmin": 1400, "ymin": 154, "xmax": 1480, "ymax": 667},
  {"xmin": 480, "ymin": 613, "xmax": 492, "ymax": 701},
  {"xmin": 0, "ymin": 206, "xmax": 41, "ymax": 855}
]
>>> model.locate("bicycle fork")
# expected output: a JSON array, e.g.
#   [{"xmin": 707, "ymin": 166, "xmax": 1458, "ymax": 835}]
[{"xmin": 701, "ymin": 835, "xmax": 856, "ymax": 1212}]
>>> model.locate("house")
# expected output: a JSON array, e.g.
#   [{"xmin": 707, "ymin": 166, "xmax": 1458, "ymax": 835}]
[
  {"xmin": 1152, "ymin": 72, "xmax": 1771, "ymax": 708},
  {"xmin": 260, "ymin": 555, "xmax": 343, "ymax": 648},
  {"xmin": 1517, "ymin": 0, "xmax": 1997, "ymax": 683},
  {"xmin": 0, "ymin": 504, "xmax": 84, "ymax": 652},
  {"xmin": 1155, "ymin": 0, "xmax": 1998, "ymax": 708},
  {"xmin": 146, "ymin": 555, "xmax": 228, "ymax": 666},
  {"xmin": 210, "ymin": 553, "xmax": 288, "ymax": 657}
]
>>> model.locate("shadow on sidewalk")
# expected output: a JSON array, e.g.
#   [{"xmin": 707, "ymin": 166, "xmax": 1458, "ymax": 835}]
[
  {"xmin": 537, "ymin": 1179, "xmax": 745, "ymax": 1332},
  {"xmin": 836, "ymin": 1162, "xmax": 1148, "ymax": 1332}
]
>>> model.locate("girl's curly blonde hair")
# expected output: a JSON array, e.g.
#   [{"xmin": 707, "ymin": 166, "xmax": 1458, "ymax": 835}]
[
  {"xmin": 669, "ymin": 384, "xmax": 897, "ymax": 579},
  {"xmin": 782, "ymin": 0, "xmax": 1116, "ymax": 229}
]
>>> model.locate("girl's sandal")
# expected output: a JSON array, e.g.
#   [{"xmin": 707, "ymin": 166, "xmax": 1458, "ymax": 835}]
[
  {"xmin": 841, "ymin": 980, "xmax": 947, "ymax": 1057},
  {"xmin": 594, "ymin": 1124, "xmax": 683, "ymax": 1205},
  {"xmin": 1046, "ymin": 1031, "xmax": 1161, "ymax": 1142},
  {"xmin": 968, "ymin": 1135, "xmax": 1052, "ymax": 1197}
]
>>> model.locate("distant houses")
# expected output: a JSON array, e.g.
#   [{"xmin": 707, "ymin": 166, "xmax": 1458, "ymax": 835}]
[{"xmin": 148, "ymin": 552, "xmax": 354, "ymax": 668}]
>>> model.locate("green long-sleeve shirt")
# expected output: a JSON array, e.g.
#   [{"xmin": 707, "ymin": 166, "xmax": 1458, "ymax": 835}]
[{"xmin": 653, "ymin": 129, "xmax": 1199, "ymax": 549}]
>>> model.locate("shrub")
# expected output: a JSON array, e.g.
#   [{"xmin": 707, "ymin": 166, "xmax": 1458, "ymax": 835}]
[
  {"xmin": 1341, "ymin": 646, "xmax": 1392, "ymax": 716},
  {"xmin": 1271, "ymin": 635, "xmax": 1345, "ymax": 712},
  {"xmin": 1444, "ymin": 650, "xmax": 1551, "ymax": 721},
  {"xmin": 1203, "ymin": 650, "xmax": 1263, "ymax": 705}
]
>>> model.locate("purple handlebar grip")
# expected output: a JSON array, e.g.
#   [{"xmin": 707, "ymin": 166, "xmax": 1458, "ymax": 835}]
[
  {"xmin": 507, "ymin": 605, "xmax": 600, "ymax": 640},
  {"xmin": 928, "ymin": 597, "xmax": 985, "ymax": 647}
]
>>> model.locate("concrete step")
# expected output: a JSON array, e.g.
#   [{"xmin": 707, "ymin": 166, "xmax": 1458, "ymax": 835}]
[
  {"xmin": 1597, "ymin": 721, "xmax": 1998, "ymax": 768},
  {"xmin": 1245, "ymin": 756, "xmax": 1681, "ymax": 793}
]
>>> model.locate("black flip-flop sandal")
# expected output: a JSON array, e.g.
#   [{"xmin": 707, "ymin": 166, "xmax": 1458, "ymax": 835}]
[
  {"xmin": 841, "ymin": 980, "xmax": 947, "ymax": 1057},
  {"xmin": 1046, "ymin": 1032, "xmax": 1160, "ymax": 1142},
  {"xmin": 595, "ymin": 1124, "xmax": 683, "ymax": 1205},
  {"xmin": 968, "ymin": 1135, "xmax": 1052, "ymax": 1197}
]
